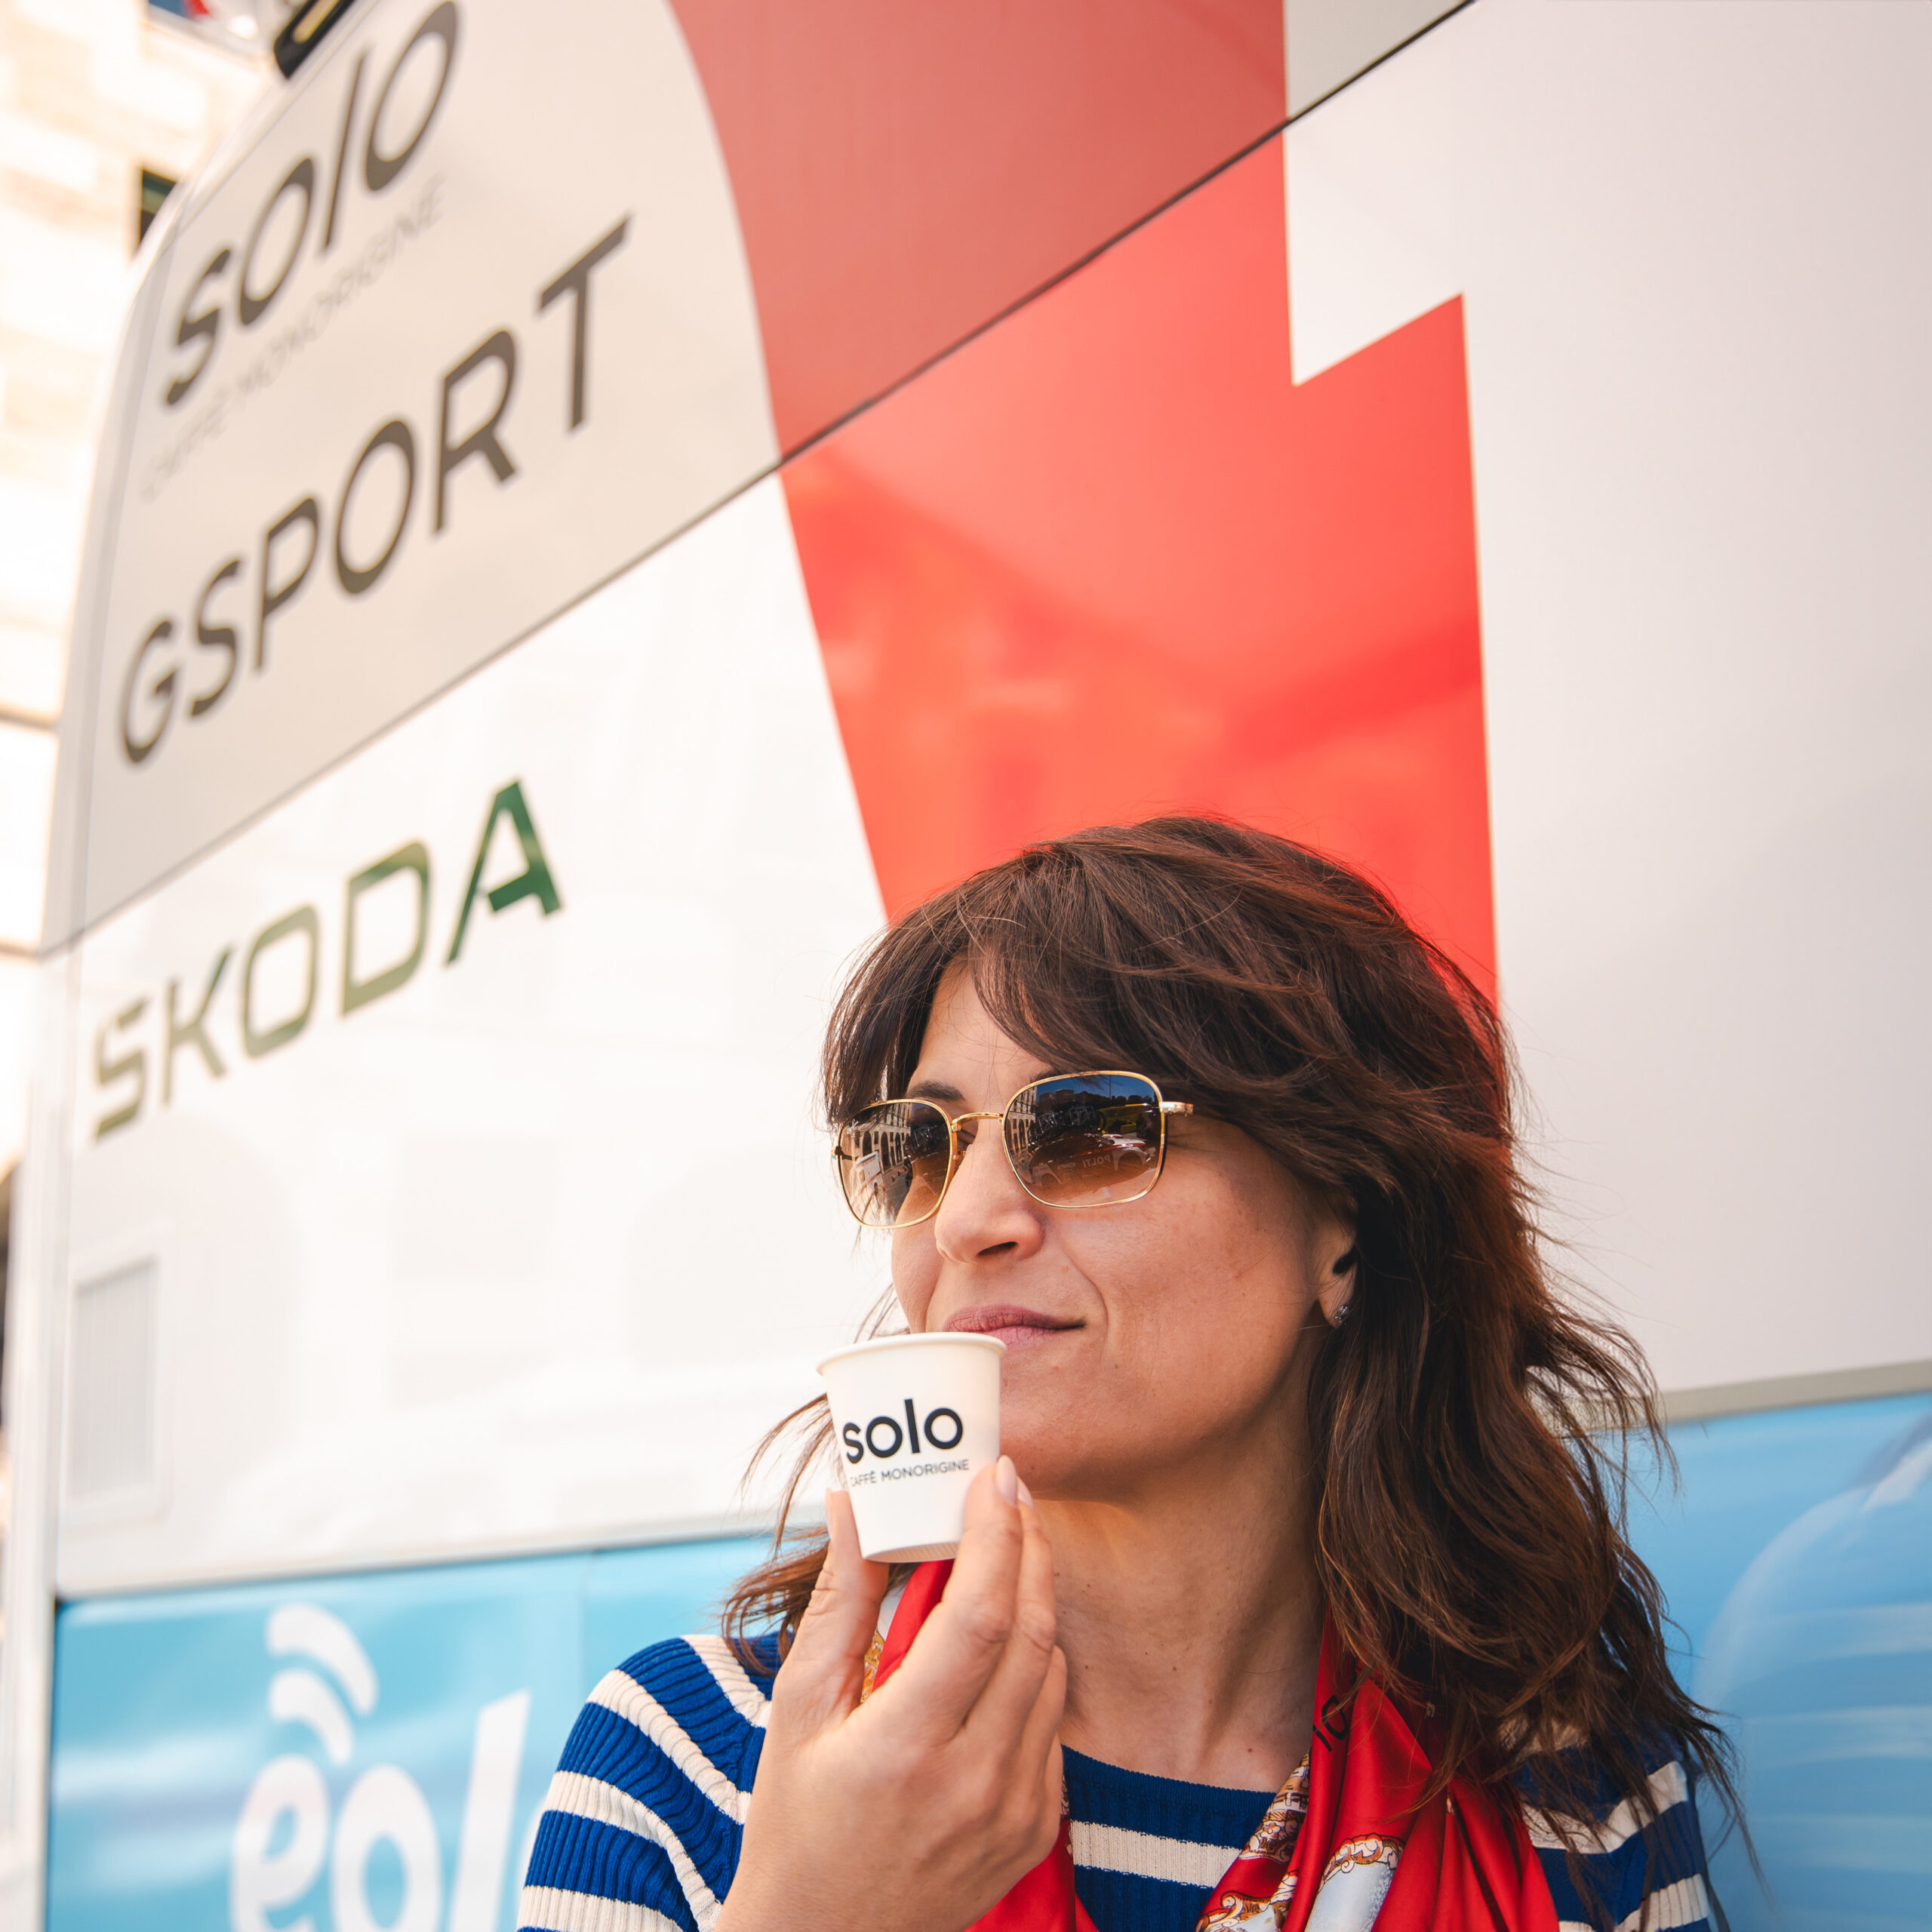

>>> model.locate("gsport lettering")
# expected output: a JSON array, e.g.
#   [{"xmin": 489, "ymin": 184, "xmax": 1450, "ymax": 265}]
[
  {"xmin": 121, "ymin": 217, "xmax": 628, "ymax": 771},
  {"xmin": 841, "ymin": 1398, "xmax": 968, "ymax": 1464}
]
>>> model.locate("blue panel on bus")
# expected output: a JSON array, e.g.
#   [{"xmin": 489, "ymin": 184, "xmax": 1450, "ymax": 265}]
[
  {"xmin": 1626, "ymin": 1392, "xmax": 1932, "ymax": 1932},
  {"xmin": 46, "ymin": 1401, "xmax": 1930, "ymax": 1932},
  {"xmin": 47, "ymin": 1536, "xmax": 764, "ymax": 1932}
]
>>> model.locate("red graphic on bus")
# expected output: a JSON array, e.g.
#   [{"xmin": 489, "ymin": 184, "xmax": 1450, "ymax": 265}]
[{"xmin": 781, "ymin": 142, "xmax": 1493, "ymax": 986}]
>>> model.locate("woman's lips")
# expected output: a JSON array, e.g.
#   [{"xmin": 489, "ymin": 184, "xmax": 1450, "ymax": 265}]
[{"xmin": 943, "ymin": 1305, "xmax": 1081, "ymax": 1351}]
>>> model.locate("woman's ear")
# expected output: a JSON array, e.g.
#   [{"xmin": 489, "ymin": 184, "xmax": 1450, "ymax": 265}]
[{"xmin": 1313, "ymin": 1225, "xmax": 1358, "ymax": 1328}]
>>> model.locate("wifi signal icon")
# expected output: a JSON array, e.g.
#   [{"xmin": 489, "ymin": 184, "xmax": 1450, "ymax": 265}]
[{"xmin": 266, "ymin": 1603, "xmax": 380, "ymax": 1766}]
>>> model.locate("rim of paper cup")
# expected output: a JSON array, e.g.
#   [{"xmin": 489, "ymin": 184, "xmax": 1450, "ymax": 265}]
[{"xmin": 816, "ymin": 1332, "xmax": 1008, "ymax": 1375}]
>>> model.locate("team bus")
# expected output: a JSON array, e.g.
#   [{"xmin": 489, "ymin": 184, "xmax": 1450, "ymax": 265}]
[{"xmin": 3, "ymin": 0, "xmax": 1925, "ymax": 1926}]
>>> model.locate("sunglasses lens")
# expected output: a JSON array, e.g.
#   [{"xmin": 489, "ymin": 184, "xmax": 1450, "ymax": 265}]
[
  {"xmin": 836, "ymin": 1100, "xmax": 954, "ymax": 1227},
  {"xmin": 1008, "ymin": 1074, "xmax": 1165, "ymax": 1208}
]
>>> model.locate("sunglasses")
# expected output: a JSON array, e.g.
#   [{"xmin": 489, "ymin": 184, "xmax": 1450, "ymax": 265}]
[{"xmin": 835, "ymin": 1070, "xmax": 1193, "ymax": 1230}]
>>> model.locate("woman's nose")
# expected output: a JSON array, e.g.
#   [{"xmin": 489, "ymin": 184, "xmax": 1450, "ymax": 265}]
[{"xmin": 934, "ymin": 1120, "xmax": 1044, "ymax": 1263}]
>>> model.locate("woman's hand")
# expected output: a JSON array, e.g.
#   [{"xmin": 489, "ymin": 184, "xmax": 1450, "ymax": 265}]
[{"xmin": 717, "ymin": 1457, "xmax": 1066, "ymax": 1932}]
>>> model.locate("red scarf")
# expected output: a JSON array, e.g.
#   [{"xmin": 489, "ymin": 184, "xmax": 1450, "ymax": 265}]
[{"xmin": 869, "ymin": 1562, "xmax": 1558, "ymax": 1932}]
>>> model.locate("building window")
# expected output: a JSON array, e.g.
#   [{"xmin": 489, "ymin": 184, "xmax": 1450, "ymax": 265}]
[
  {"xmin": 137, "ymin": 168, "xmax": 177, "ymax": 247},
  {"xmin": 147, "ymin": 2, "xmax": 278, "ymax": 59}
]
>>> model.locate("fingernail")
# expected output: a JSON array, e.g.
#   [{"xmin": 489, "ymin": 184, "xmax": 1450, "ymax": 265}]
[
  {"xmin": 1017, "ymin": 1478, "xmax": 1034, "ymax": 1509},
  {"xmin": 996, "ymin": 1455, "xmax": 1018, "ymax": 1503}
]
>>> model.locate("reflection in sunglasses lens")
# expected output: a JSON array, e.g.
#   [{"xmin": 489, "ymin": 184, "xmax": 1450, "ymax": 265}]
[
  {"xmin": 838, "ymin": 1100, "xmax": 952, "ymax": 1226},
  {"xmin": 1013, "ymin": 1075, "xmax": 1161, "ymax": 1207}
]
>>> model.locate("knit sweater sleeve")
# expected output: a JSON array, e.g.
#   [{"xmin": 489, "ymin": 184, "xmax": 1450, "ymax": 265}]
[
  {"xmin": 518, "ymin": 1635, "xmax": 775, "ymax": 1932},
  {"xmin": 1520, "ymin": 1739, "xmax": 1717, "ymax": 1932}
]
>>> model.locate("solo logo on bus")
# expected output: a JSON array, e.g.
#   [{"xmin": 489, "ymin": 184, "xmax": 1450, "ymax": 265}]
[
  {"xmin": 841, "ymin": 1400, "xmax": 968, "ymax": 1465},
  {"xmin": 162, "ymin": 2, "xmax": 458, "ymax": 414}
]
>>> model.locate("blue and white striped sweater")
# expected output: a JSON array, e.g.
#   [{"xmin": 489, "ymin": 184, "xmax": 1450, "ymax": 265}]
[{"xmin": 518, "ymin": 1635, "xmax": 1715, "ymax": 1932}]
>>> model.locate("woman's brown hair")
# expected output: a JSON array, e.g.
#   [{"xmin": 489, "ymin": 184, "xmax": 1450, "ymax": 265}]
[{"xmin": 724, "ymin": 815, "xmax": 1738, "ymax": 1881}]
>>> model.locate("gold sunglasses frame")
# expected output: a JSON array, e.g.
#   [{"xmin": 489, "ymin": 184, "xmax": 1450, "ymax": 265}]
[{"xmin": 835, "ymin": 1069, "xmax": 1194, "ymax": 1230}]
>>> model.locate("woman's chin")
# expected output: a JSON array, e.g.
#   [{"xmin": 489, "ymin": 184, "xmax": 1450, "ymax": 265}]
[{"xmin": 1000, "ymin": 1399, "xmax": 1130, "ymax": 1498}]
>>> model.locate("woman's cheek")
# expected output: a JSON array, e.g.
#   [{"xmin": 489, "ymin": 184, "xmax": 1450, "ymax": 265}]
[{"xmin": 891, "ymin": 1233, "xmax": 937, "ymax": 1330}]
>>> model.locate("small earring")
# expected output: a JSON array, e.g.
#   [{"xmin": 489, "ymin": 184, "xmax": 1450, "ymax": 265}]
[{"xmin": 1331, "ymin": 1300, "xmax": 1352, "ymax": 1327}]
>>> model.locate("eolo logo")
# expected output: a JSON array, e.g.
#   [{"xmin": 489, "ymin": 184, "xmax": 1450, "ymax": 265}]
[
  {"xmin": 229, "ymin": 1604, "xmax": 528, "ymax": 1932},
  {"xmin": 840, "ymin": 1398, "xmax": 966, "ymax": 1465}
]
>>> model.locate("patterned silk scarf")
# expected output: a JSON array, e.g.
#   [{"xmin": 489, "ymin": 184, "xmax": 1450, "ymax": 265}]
[{"xmin": 865, "ymin": 1562, "xmax": 1558, "ymax": 1932}]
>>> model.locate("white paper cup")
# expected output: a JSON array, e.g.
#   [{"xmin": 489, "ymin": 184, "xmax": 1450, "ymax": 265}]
[{"xmin": 817, "ymin": 1333, "xmax": 1005, "ymax": 1562}]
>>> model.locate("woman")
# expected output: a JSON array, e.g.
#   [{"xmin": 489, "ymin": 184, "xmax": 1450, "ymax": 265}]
[{"xmin": 519, "ymin": 818, "xmax": 1734, "ymax": 1932}]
